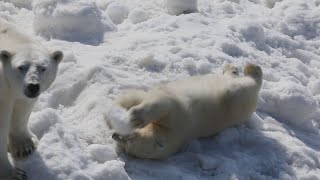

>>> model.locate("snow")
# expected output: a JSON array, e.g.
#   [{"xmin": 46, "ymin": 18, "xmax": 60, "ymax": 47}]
[
  {"xmin": 32, "ymin": 0, "xmax": 116, "ymax": 44},
  {"xmin": 107, "ymin": 105, "xmax": 133, "ymax": 136},
  {"xmin": 128, "ymin": 8, "xmax": 150, "ymax": 24},
  {"xmin": 88, "ymin": 144, "xmax": 117, "ymax": 163},
  {"xmin": 3, "ymin": 0, "xmax": 33, "ymax": 10},
  {"xmin": 106, "ymin": 2, "xmax": 129, "ymax": 25},
  {"xmin": 1, "ymin": 0, "xmax": 320, "ymax": 179},
  {"xmin": 259, "ymin": 82, "xmax": 318, "ymax": 131},
  {"xmin": 167, "ymin": 0, "xmax": 198, "ymax": 15}
]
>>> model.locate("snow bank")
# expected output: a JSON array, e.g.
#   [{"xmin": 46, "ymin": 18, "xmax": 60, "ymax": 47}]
[
  {"xmin": 167, "ymin": 0, "xmax": 198, "ymax": 15},
  {"xmin": 4, "ymin": 0, "xmax": 32, "ymax": 9},
  {"xmin": 33, "ymin": 0, "xmax": 116, "ymax": 44}
]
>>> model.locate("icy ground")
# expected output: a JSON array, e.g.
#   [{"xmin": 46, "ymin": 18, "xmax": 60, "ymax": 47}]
[{"xmin": 1, "ymin": 0, "xmax": 320, "ymax": 179}]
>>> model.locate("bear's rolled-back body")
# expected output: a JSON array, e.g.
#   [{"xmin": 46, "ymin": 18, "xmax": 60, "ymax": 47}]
[
  {"xmin": 164, "ymin": 74, "xmax": 260, "ymax": 138},
  {"xmin": 113, "ymin": 64, "xmax": 262, "ymax": 159}
]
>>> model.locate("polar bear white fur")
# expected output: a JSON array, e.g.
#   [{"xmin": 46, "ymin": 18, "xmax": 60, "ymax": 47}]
[
  {"xmin": 0, "ymin": 20, "xmax": 63, "ymax": 180},
  {"xmin": 111, "ymin": 63, "xmax": 262, "ymax": 159}
]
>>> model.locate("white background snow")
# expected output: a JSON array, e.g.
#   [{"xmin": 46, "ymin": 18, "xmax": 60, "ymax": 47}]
[{"xmin": 1, "ymin": 0, "xmax": 320, "ymax": 179}]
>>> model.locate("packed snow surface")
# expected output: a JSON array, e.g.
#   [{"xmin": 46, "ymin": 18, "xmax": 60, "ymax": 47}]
[{"xmin": 1, "ymin": 0, "xmax": 320, "ymax": 179}]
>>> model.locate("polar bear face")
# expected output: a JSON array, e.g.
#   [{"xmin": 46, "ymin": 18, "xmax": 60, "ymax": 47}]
[{"xmin": 0, "ymin": 48, "xmax": 63, "ymax": 99}]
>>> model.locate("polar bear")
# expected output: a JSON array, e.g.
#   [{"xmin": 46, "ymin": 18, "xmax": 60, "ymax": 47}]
[
  {"xmin": 111, "ymin": 63, "xmax": 262, "ymax": 159},
  {"xmin": 0, "ymin": 20, "xmax": 63, "ymax": 180}
]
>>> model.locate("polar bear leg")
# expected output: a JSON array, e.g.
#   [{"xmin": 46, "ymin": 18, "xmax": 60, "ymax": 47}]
[
  {"xmin": 113, "ymin": 128, "xmax": 170, "ymax": 159},
  {"xmin": 116, "ymin": 90, "xmax": 146, "ymax": 110},
  {"xmin": 128, "ymin": 94, "xmax": 175, "ymax": 129},
  {"xmin": 9, "ymin": 100, "xmax": 38, "ymax": 160},
  {"xmin": 0, "ymin": 100, "xmax": 21, "ymax": 180}
]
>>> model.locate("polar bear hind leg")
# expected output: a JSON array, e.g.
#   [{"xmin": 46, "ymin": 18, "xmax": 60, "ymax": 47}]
[
  {"xmin": 113, "ymin": 125, "xmax": 172, "ymax": 159},
  {"xmin": 8, "ymin": 99, "xmax": 38, "ymax": 160},
  {"xmin": 113, "ymin": 90, "xmax": 183, "ymax": 159},
  {"xmin": 127, "ymin": 90, "xmax": 178, "ymax": 129},
  {"xmin": 116, "ymin": 90, "xmax": 146, "ymax": 110}
]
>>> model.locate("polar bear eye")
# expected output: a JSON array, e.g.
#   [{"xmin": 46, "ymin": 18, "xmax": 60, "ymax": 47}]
[
  {"xmin": 41, "ymin": 67, "xmax": 46, "ymax": 72},
  {"xmin": 17, "ymin": 65, "xmax": 28, "ymax": 72}
]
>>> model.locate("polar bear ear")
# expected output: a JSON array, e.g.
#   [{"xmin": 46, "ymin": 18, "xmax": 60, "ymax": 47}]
[
  {"xmin": 0, "ymin": 50, "xmax": 12, "ymax": 63},
  {"xmin": 52, "ymin": 50, "xmax": 63, "ymax": 64}
]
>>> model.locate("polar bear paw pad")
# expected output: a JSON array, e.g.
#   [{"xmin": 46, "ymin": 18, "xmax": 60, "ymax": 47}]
[
  {"xmin": 129, "ymin": 107, "xmax": 150, "ymax": 129},
  {"xmin": 13, "ymin": 168, "xmax": 27, "ymax": 180},
  {"xmin": 9, "ymin": 136, "xmax": 38, "ymax": 160}
]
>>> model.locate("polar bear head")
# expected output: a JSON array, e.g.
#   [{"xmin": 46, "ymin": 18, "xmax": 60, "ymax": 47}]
[{"xmin": 0, "ymin": 47, "xmax": 63, "ymax": 99}]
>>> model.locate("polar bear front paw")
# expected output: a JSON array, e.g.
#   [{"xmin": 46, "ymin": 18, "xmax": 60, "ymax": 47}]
[
  {"xmin": 0, "ymin": 168, "xmax": 27, "ymax": 180},
  {"xmin": 9, "ymin": 134, "xmax": 38, "ymax": 160},
  {"xmin": 13, "ymin": 168, "xmax": 28, "ymax": 180},
  {"xmin": 128, "ymin": 107, "xmax": 150, "ymax": 129},
  {"xmin": 112, "ymin": 133, "xmax": 133, "ymax": 143}
]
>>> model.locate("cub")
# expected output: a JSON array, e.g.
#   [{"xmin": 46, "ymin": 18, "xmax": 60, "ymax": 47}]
[
  {"xmin": 0, "ymin": 20, "xmax": 63, "ymax": 179},
  {"xmin": 111, "ymin": 63, "xmax": 262, "ymax": 159}
]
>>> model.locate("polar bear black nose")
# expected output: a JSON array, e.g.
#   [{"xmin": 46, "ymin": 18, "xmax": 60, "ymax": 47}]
[{"xmin": 27, "ymin": 84, "xmax": 40, "ymax": 94}]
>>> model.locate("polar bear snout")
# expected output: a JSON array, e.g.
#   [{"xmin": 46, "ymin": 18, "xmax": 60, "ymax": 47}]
[{"xmin": 24, "ymin": 83, "xmax": 40, "ymax": 98}]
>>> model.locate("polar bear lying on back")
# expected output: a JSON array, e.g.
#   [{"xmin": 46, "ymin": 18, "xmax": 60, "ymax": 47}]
[
  {"xmin": 0, "ymin": 20, "xmax": 63, "ymax": 180},
  {"xmin": 111, "ymin": 63, "xmax": 262, "ymax": 159}
]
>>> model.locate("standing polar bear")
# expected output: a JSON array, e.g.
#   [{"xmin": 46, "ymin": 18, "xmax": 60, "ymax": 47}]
[
  {"xmin": 111, "ymin": 63, "xmax": 262, "ymax": 159},
  {"xmin": 0, "ymin": 20, "xmax": 63, "ymax": 180}
]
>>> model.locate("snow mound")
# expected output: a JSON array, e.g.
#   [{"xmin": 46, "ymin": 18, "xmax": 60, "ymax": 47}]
[
  {"xmin": 106, "ymin": 2, "xmax": 129, "ymax": 25},
  {"xmin": 28, "ymin": 108, "xmax": 61, "ymax": 139},
  {"xmin": 263, "ymin": 0, "xmax": 283, "ymax": 8},
  {"xmin": 135, "ymin": 53, "xmax": 167, "ymax": 72},
  {"xmin": 89, "ymin": 161, "xmax": 129, "ymax": 180},
  {"xmin": 129, "ymin": 8, "xmax": 150, "ymax": 24},
  {"xmin": 167, "ymin": 0, "xmax": 198, "ymax": 15},
  {"xmin": 259, "ymin": 81, "xmax": 318, "ymax": 130},
  {"xmin": 235, "ymin": 21, "xmax": 270, "ymax": 52},
  {"xmin": 196, "ymin": 59, "xmax": 212, "ymax": 74},
  {"xmin": 107, "ymin": 105, "xmax": 133, "ymax": 136},
  {"xmin": 4, "ymin": 0, "xmax": 32, "ymax": 9},
  {"xmin": 33, "ymin": 0, "xmax": 116, "ymax": 44},
  {"xmin": 88, "ymin": 144, "xmax": 117, "ymax": 163},
  {"xmin": 308, "ymin": 80, "xmax": 320, "ymax": 95},
  {"xmin": 183, "ymin": 58, "xmax": 197, "ymax": 75}
]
